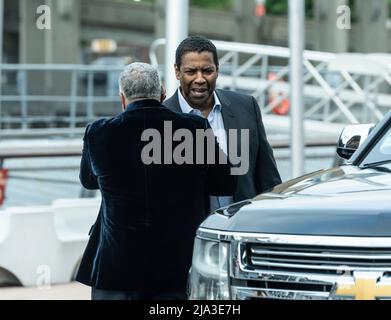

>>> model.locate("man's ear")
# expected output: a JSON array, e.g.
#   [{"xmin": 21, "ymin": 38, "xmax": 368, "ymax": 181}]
[
  {"xmin": 174, "ymin": 64, "xmax": 180, "ymax": 80},
  {"xmin": 119, "ymin": 92, "xmax": 126, "ymax": 111},
  {"xmin": 160, "ymin": 85, "xmax": 167, "ymax": 103}
]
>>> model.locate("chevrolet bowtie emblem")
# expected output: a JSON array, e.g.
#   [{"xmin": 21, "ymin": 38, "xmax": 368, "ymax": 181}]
[{"xmin": 335, "ymin": 272, "xmax": 391, "ymax": 300}]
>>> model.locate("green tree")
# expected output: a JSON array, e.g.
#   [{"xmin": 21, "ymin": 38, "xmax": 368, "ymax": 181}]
[
  {"xmin": 191, "ymin": 0, "xmax": 233, "ymax": 9},
  {"xmin": 121, "ymin": 0, "xmax": 233, "ymax": 9},
  {"xmin": 266, "ymin": 0, "xmax": 314, "ymax": 18}
]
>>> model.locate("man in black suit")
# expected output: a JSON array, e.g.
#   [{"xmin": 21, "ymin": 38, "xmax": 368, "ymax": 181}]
[
  {"xmin": 164, "ymin": 35, "xmax": 281, "ymax": 211},
  {"xmin": 76, "ymin": 62, "xmax": 234, "ymax": 300}
]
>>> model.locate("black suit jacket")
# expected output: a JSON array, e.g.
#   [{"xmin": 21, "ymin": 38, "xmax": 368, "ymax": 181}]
[
  {"xmin": 164, "ymin": 89, "xmax": 281, "ymax": 202},
  {"xmin": 76, "ymin": 99, "xmax": 234, "ymax": 293}
]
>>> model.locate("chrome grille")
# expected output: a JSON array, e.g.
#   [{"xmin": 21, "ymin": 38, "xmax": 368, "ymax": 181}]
[
  {"xmin": 223, "ymin": 234, "xmax": 391, "ymax": 300},
  {"xmin": 246, "ymin": 244, "xmax": 391, "ymax": 274}
]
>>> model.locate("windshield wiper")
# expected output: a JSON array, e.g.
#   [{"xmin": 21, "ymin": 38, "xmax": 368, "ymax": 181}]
[
  {"xmin": 371, "ymin": 166, "xmax": 391, "ymax": 173},
  {"xmin": 362, "ymin": 159, "xmax": 391, "ymax": 169}
]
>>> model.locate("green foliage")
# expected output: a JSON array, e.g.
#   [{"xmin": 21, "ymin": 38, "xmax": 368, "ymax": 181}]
[
  {"xmin": 123, "ymin": 0, "xmax": 391, "ymax": 17},
  {"xmin": 267, "ymin": 0, "xmax": 391, "ymax": 18},
  {"xmin": 190, "ymin": 0, "xmax": 233, "ymax": 9},
  {"xmin": 119, "ymin": 0, "xmax": 233, "ymax": 10},
  {"xmin": 266, "ymin": 0, "xmax": 314, "ymax": 18},
  {"xmin": 265, "ymin": 0, "xmax": 287, "ymax": 15}
]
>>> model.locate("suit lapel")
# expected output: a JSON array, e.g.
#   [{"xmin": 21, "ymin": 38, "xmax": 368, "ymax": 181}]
[
  {"xmin": 164, "ymin": 90, "xmax": 182, "ymax": 113},
  {"xmin": 216, "ymin": 90, "xmax": 241, "ymax": 159}
]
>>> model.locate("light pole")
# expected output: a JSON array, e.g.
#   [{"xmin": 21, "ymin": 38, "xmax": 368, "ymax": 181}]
[
  {"xmin": 164, "ymin": 0, "xmax": 189, "ymax": 97},
  {"xmin": 289, "ymin": 0, "xmax": 305, "ymax": 178}
]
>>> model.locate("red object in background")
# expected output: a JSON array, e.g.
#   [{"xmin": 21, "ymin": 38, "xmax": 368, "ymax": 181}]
[
  {"xmin": 268, "ymin": 73, "xmax": 291, "ymax": 116},
  {"xmin": 0, "ymin": 169, "xmax": 9, "ymax": 206},
  {"xmin": 255, "ymin": 4, "xmax": 266, "ymax": 17}
]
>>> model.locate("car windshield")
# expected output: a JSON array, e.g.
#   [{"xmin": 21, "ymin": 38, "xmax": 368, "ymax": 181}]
[{"xmin": 361, "ymin": 124, "xmax": 391, "ymax": 167}]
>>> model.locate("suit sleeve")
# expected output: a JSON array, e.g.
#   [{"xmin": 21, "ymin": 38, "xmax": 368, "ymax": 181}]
[
  {"xmin": 252, "ymin": 97, "xmax": 282, "ymax": 193},
  {"xmin": 203, "ymin": 119, "xmax": 236, "ymax": 196},
  {"xmin": 79, "ymin": 124, "xmax": 99, "ymax": 190}
]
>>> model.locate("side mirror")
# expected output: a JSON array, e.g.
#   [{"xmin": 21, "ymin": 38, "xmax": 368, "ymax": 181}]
[{"xmin": 336, "ymin": 124, "xmax": 375, "ymax": 160}]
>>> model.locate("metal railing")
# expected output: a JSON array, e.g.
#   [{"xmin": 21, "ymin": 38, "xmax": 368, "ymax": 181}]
[
  {"xmin": 2, "ymin": 40, "xmax": 390, "ymax": 138},
  {"xmin": 0, "ymin": 63, "xmax": 124, "ymax": 135},
  {"xmin": 150, "ymin": 38, "xmax": 391, "ymax": 125}
]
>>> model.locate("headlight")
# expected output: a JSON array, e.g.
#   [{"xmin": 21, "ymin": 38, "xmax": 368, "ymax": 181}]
[{"xmin": 188, "ymin": 237, "xmax": 230, "ymax": 300}]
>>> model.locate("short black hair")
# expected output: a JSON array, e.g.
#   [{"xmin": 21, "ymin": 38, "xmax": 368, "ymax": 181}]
[{"xmin": 175, "ymin": 35, "xmax": 219, "ymax": 70}]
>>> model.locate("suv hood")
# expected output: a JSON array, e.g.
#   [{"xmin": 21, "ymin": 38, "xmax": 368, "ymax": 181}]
[{"xmin": 201, "ymin": 165, "xmax": 391, "ymax": 237}]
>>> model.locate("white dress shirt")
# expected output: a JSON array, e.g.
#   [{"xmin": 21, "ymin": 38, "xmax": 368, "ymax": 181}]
[{"xmin": 177, "ymin": 89, "xmax": 234, "ymax": 212}]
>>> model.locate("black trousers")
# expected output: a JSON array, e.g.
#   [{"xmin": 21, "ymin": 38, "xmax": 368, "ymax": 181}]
[{"xmin": 91, "ymin": 287, "xmax": 187, "ymax": 300}]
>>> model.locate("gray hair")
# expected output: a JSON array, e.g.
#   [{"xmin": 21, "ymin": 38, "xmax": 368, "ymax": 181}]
[{"xmin": 118, "ymin": 62, "xmax": 161, "ymax": 101}]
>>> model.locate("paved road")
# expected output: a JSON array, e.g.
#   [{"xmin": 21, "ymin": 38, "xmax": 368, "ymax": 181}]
[{"xmin": 0, "ymin": 282, "xmax": 90, "ymax": 300}]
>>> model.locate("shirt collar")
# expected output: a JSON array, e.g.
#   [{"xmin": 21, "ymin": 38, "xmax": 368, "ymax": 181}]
[{"xmin": 177, "ymin": 89, "xmax": 222, "ymax": 116}]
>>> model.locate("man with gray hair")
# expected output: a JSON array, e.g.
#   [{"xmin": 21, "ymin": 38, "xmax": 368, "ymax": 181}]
[
  {"xmin": 76, "ymin": 62, "xmax": 234, "ymax": 300},
  {"xmin": 118, "ymin": 62, "xmax": 163, "ymax": 105}
]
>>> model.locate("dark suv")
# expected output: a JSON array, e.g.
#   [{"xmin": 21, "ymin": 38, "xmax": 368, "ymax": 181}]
[{"xmin": 189, "ymin": 111, "xmax": 391, "ymax": 300}]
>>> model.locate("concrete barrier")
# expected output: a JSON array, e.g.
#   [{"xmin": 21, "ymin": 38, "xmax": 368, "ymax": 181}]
[{"xmin": 0, "ymin": 198, "xmax": 99, "ymax": 287}]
